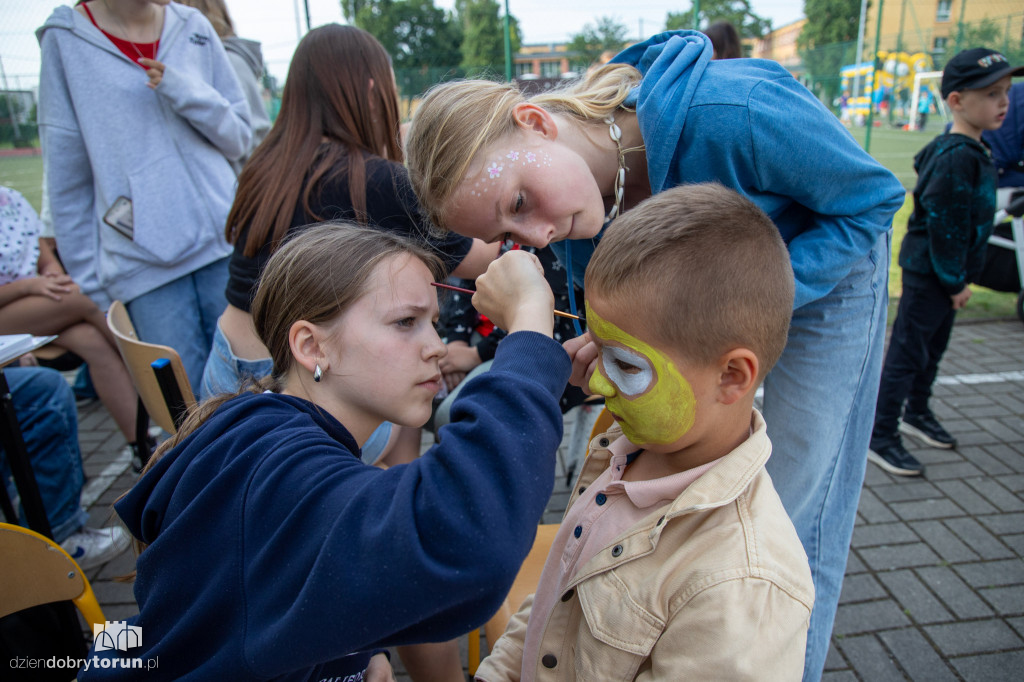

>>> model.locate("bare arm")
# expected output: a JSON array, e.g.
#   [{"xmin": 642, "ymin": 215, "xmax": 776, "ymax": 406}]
[
  {"xmin": 36, "ymin": 237, "xmax": 66, "ymax": 278},
  {"xmin": 451, "ymin": 240, "xmax": 501, "ymax": 279}
]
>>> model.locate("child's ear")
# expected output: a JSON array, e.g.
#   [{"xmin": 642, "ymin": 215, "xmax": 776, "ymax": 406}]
[
  {"xmin": 716, "ymin": 348, "xmax": 759, "ymax": 405},
  {"xmin": 511, "ymin": 102, "xmax": 559, "ymax": 140},
  {"xmin": 946, "ymin": 92, "xmax": 961, "ymax": 110},
  {"xmin": 288, "ymin": 320, "xmax": 328, "ymax": 376}
]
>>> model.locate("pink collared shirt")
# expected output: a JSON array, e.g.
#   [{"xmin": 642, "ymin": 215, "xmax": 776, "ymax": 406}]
[{"xmin": 519, "ymin": 434, "xmax": 719, "ymax": 681}]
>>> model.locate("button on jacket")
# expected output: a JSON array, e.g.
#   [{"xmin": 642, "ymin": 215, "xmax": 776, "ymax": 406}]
[{"xmin": 477, "ymin": 411, "xmax": 814, "ymax": 681}]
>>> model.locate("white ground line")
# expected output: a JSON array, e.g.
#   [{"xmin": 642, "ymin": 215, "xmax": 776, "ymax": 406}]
[
  {"xmin": 81, "ymin": 447, "xmax": 131, "ymax": 508},
  {"xmin": 936, "ymin": 370, "xmax": 1024, "ymax": 386},
  {"xmin": 751, "ymin": 369, "xmax": 1024, "ymax": 402}
]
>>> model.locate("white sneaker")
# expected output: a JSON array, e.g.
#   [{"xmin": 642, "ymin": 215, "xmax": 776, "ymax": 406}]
[{"xmin": 61, "ymin": 526, "xmax": 131, "ymax": 570}]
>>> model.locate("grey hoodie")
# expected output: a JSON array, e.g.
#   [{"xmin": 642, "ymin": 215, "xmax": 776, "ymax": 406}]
[
  {"xmin": 37, "ymin": 3, "xmax": 251, "ymax": 309},
  {"xmin": 222, "ymin": 35, "xmax": 271, "ymax": 172}
]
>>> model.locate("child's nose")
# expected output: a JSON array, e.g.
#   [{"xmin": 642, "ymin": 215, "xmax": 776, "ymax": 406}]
[{"xmin": 588, "ymin": 369, "xmax": 616, "ymax": 398}]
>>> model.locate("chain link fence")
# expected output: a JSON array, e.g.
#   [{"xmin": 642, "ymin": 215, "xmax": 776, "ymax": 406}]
[
  {"xmin": 3, "ymin": 2, "xmax": 1021, "ymax": 147},
  {"xmin": 800, "ymin": 8, "xmax": 1023, "ymax": 108}
]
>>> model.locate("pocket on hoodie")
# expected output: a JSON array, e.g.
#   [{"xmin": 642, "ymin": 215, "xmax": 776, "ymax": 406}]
[
  {"xmin": 575, "ymin": 572, "xmax": 662, "ymax": 679},
  {"xmin": 125, "ymin": 153, "xmax": 206, "ymax": 264}
]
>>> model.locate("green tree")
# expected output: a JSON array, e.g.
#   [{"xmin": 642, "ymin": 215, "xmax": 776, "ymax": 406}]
[
  {"xmin": 0, "ymin": 94, "xmax": 36, "ymax": 147},
  {"xmin": 950, "ymin": 17, "xmax": 1024, "ymax": 69},
  {"xmin": 798, "ymin": 0, "xmax": 864, "ymax": 102},
  {"xmin": 799, "ymin": 0, "xmax": 861, "ymax": 47},
  {"xmin": 665, "ymin": 0, "xmax": 771, "ymax": 39},
  {"xmin": 456, "ymin": 0, "xmax": 521, "ymax": 77},
  {"xmin": 341, "ymin": 0, "xmax": 462, "ymax": 71},
  {"xmin": 568, "ymin": 16, "xmax": 629, "ymax": 69}
]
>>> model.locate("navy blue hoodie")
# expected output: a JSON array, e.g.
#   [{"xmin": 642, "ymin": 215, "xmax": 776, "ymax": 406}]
[
  {"xmin": 900, "ymin": 133, "xmax": 998, "ymax": 295},
  {"xmin": 79, "ymin": 331, "xmax": 570, "ymax": 681}
]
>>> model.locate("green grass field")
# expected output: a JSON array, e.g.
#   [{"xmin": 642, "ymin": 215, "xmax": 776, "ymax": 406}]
[
  {"xmin": 1, "ymin": 124, "xmax": 1019, "ymax": 321},
  {"xmin": 0, "ymin": 154, "xmax": 44, "ymax": 211},
  {"xmin": 847, "ymin": 123, "xmax": 1019, "ymax": 321}
]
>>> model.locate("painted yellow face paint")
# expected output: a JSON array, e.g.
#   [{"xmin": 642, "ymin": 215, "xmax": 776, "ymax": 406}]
[{"xmin": 586, "ymin": 302, "xmax": 697, "ymax": 445}]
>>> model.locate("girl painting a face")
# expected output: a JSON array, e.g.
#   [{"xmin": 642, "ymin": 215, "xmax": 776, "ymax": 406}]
[{"xmin": 81, "ymin": 224, "xmax": 571, "ymax": 682}]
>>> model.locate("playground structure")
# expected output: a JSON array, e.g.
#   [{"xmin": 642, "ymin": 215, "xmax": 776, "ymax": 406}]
[{"xmin": 839, "ymin": 51, "xmax": 947, "ymax": 129}]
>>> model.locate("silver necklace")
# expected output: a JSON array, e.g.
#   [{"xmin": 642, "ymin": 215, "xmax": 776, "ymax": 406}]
[
  {"xmin": 603, "ymin": 114, "xmax": 644, "ymax": 223},
  {"xmin": 103, "ymin": 0, "xmax": 156, "ymax": 61}
]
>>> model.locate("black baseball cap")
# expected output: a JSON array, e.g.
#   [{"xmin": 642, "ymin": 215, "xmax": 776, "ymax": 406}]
[{"xmin": 941, "ymin": 48, "xmax": 1024, "ymax": 98}]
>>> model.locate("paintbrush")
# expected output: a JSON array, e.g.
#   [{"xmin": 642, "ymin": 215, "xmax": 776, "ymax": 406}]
[{"xmin": 431, "ymin": 281, "xmax": 582, "ymax": 321}]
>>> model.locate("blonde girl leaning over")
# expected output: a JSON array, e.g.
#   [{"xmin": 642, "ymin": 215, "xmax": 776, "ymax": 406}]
[
  {"xmin": 405, "ymin": 29, "xmax": 906, "ymax": 681},
  {"xmin": 79, "ymin": 224, "xmax": 570, "ymax": 682}
]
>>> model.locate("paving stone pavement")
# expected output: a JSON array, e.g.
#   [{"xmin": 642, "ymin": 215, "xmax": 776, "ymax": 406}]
[{"xmin": 67, "ymin": 318, "xmax": 1024, "ymax": 680}]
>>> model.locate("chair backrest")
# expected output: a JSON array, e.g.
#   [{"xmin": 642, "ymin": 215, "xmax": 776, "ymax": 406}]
[
  {"xmin": 0, "ymin": 522, "xmax": 105, "ymax": 629},
  {"xmin": 106, "ymin": 300, "xmax": 196, "ymax": 434},
  {"xmin": 483, "ymin": 523, "xmax": 560, "ymax": 649},
  {"xmin": 467, "ymin": 523, "xmax": 561, "ymax": 676},
  {"xmin": 588, "ymin": 405, "xmax": 616, "ymax": 443}
]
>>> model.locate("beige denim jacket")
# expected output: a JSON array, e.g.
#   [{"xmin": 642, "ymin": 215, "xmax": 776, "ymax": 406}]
[{"xmin": 477, "ymin": 411, "xmax": 814, "ymax": 681}]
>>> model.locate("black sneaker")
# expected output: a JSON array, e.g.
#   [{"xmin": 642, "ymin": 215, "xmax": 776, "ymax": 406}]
[
  {"xmin": 900, "ymin": 412, "xmax": 957, "ymax": 449},
  {"xmin": 868, "ymin": 441, "xmax": 925, "ymax": 476}
]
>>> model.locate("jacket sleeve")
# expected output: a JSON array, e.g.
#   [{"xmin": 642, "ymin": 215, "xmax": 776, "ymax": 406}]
[
  {"xmin": 37, "ymin": 32, "xmax": 108, "ymax": 309},
  {"xmin": 748, "ymin": 77, "xmax": 906, "ymax": 309},
  {"xmin": 224, "ymin": 49, "xmax": 270, "ymax": 151},
  {"xmin": 241, "ymin": 332, "xmax": 571, "ymax": 676},
  {"xmin": 644, "ymin": 578, "xmax": 810, "ymax": 681},
  {"xmin": 916, "ymin": 150, "xmax": 978, "ymax": 295},
  {"xmin": 155, "ymin": 23, "xmax": 251, "ymax": 161},
  {"xmin": 438, "ymin": 281, "xmax": 480, "ymax": 344},
  {"xmin": 474, "ymin": 593, "xmax": 533, "ymax": 682}
]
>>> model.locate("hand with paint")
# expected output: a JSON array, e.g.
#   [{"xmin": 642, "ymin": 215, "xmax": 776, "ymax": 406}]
[{"xmin": 472, "ymin": 250, "xmax": 555, "ymax": 337}]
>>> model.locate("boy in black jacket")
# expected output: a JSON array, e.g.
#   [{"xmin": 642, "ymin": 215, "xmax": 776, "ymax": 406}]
[{"xmin": 870, "ymin": 48, "xmax": 1022, "ymax": 476}]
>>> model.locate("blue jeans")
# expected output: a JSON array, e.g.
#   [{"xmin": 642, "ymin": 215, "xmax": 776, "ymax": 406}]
[
  {"xmin": 0, "ymin": 367, "xmax": 88, "ymax": 543},
  {"xmin": 126, "ymin": 257, "xmax": 229, "ymax": 393},
  {"xmin": 763, "ymin": 232, "xmax": 890, "ymax": 681},
  {"xmin": 200, "ymin": 324, "xmax": 274, "ymax": 401},
  {"xmin": 201, "ymin": 324, "xmax": 391, "ymax": 464}
]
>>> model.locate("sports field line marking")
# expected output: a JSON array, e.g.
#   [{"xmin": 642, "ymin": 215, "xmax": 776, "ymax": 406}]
[{"xmin": 936, "ymin": 370, "xmax": 1024, "ymax": 386}]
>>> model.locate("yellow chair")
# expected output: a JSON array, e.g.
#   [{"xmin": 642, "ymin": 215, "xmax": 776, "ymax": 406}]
[
  {"xmin": 466, "ymin": 408, "xmax": 613, "ymax": 673},
  {"xmin": 589, "ymin": 405, "xmax": 615, "ymax": 443},
  {"xmin": 0, "ymin": 522, "xmax": 105, "ymax": 630},
  {"xmin": 467, "ymin": 524, "xmax": 560, "ymax": 675},
  {"xmin": 106, "ymin": 300, "xmax": 195, "ymax": 435}
]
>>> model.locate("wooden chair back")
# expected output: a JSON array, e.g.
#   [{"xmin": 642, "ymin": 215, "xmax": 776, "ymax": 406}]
[{"xmin": 106, "ymin": 300, "xmax": 195, "ymax": 434}]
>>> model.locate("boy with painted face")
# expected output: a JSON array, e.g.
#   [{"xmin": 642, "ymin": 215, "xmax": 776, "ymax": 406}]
[{"xmin": 475, "ymin": 184, "xmax": 814, "ymax": 682}]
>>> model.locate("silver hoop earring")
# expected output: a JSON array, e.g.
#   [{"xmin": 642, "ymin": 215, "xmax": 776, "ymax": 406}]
[{"xmin": 313, "ymin": 364, "xmax": 323, "ymax": 383}]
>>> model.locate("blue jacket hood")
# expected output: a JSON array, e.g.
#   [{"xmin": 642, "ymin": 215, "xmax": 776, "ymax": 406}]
[
  {"xmin": 612, "ymin": 30, "xmax": 713, "ymax": 193},
  {"xmin": 604, "ymin": 30, "xmax": 905, "ymax": 309}
]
